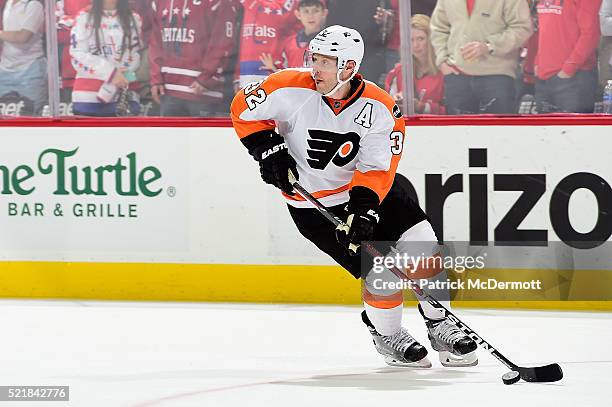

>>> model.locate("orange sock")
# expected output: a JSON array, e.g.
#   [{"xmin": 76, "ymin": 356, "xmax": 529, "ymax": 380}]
[{"xmin": 362, "ymin": 287, "xmax": 403, "ymax": 336}]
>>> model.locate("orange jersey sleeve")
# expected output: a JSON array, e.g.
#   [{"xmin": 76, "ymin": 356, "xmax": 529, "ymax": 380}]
[{"xmin": 349, "ymin": 83, "xmax": 405, "ymax": 203}]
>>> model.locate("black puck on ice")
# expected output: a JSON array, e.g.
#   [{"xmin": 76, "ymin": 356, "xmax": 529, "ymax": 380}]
[{"xmin": 502, "ymin": 370, "xmax": 521, "ymax": 385}]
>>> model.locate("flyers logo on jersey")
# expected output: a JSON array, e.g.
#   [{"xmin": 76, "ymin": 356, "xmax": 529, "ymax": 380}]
[{"xmin": 306, "ymin": 130, "xmax": 360, "ymax": 170}]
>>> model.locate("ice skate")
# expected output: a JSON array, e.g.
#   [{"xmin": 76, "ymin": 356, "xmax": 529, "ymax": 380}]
[
  {"xmin": 418, "ymin": 305, "xmax": 478, "ymax": 367},
  {"xmin": 361, "ymin": 311, "xmax": 432, "ymax": 368}
]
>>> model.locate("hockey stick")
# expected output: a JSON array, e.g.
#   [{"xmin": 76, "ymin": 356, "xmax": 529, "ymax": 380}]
[{"xmin": 288, "ymin": 173, "xmax": 563, "ymax": 384}]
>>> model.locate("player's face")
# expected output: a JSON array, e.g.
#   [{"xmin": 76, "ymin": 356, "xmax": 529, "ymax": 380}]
[
  {"xmin": 411, "ymin": 28, "xmax": 428, "ymax": 61},
  {"xmin": 311, "ymin": 54, "xmax": 340, "ymax": 94},
  {"xmin": 295, "ymin": 5, "xmax": 328, "ymax": 33}
]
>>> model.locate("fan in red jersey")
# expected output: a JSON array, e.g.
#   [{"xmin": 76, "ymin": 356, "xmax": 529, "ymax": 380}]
[
  {"xmin": 259, "ymin": 0, "xmax": 328, "ymax": 72},
  {"xmin": 56, "ymin": 0, "xmax": 91, "ymax": 102},
  {"xmin": 534, "ymin": 0, "xmax": 602, "ymax": 113},
  {"xmin": 238, "ymin": 0, "xmax": 299, "ymax": 87},
  {"xmin": 149, "ymin": 0, "xmax": 241, "ymax": 117}
]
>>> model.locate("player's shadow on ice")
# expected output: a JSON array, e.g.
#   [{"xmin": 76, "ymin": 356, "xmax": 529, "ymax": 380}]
[{"xmin": 278, "ymin": 368, "xmax": 478, "ymax": 391}]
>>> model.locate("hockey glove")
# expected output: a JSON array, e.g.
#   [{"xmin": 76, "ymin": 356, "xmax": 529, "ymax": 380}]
[
  {"xmin": 243, "ymin": 131, "xmax": 298, "ymax": 195},
  {"xmin": 335, "ymin": 186, "xmax": 380, "ymax": 256}
]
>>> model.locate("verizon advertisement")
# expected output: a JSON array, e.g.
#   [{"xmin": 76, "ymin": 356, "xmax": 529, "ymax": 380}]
[{"xmin": 398, "ymin": 126, "xmax": 611, "ymax": 249}]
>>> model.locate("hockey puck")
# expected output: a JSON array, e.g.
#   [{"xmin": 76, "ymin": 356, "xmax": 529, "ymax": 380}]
[{"xmin": 502, "ymin": 370, "xmax": 521, "ymax": 385}]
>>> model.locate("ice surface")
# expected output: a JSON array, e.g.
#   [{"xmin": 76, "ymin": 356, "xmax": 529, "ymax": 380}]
[{"xmin": 0, "ymin": 300, "xmax": 609, "ymax": 407}]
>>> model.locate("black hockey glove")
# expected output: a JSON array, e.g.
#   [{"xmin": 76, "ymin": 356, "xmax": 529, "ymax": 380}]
[
  {"xmin": 242, "ymin": 130, "xmax": 298, "ymax": 195},
  {"xmin": 335, "ymin": 186, "xmax": 380, "ymax": 256}
]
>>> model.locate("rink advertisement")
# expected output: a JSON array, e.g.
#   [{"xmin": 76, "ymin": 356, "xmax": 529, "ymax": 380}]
[
  {"xmin": 0, "ymin": 127, "xmax": 189, "ymax": 256},
  {"xmin": 4, "ymin": 148, "xmax": 161, "ymax": 217},
  {"xmin": 0, "ymin": 124, "xmax": 610, "ymax": 307}
]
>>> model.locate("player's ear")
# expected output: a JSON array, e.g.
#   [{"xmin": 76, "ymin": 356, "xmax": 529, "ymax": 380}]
[
  {"xmin": 345, "ymin": 60, "xmax": 356, "ymax": 72},
  {"xmin": 294, "ymin": 8, "xmax": 301, "ymax": 18}
]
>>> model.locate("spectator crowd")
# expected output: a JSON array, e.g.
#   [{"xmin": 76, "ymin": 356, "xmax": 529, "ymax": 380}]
[{"xmin": 0, "ymin": 0, "xmax": 611, "ymax": 116}]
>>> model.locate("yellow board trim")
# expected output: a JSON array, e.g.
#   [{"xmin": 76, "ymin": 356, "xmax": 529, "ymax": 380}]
[{"xmin": 0, "ymin": 262, "xmax": 610, "ymax": 311}]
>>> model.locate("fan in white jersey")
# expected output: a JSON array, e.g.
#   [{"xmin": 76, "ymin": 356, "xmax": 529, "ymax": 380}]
[{"xmin": 231, "ymin": 25, "xmax": 478, "ymax": 368}]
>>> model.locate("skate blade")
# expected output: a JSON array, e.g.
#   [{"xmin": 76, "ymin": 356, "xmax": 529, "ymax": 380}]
[
  {"xmin": 439, "ymin": 350, "xmax": 478, "ymax": 367},
  {"xmin": 384, "ymin": 355, "xmax": 432, "ymax": 368}
]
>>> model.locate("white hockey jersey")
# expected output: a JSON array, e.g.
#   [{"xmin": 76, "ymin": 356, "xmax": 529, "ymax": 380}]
[
  {"xmin": 230, "ymin": 69, "xmax": 405, "ymax": 208},
  {"xmin": 70, "ymin": 8, "xmax": 142, "ymax": 104}
]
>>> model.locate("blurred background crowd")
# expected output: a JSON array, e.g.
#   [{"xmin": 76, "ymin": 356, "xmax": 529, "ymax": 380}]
[{"xmin": 0, "ymin": 0, "xmax": 611, "ymax": 117}]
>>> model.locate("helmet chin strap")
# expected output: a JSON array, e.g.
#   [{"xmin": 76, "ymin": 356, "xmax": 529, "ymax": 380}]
[{"xmin": 322, "ymin": 67, "xmax": 357, "ymax": 98}]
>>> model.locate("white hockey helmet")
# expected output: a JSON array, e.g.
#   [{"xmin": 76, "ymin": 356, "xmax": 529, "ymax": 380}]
[
  {"xmin": 308, "ymin": 25, "xmax": 364, "ymax": 96},
  {"xmin": 309, "ymin": 25, "xmax": 364, "ymax": 73}
]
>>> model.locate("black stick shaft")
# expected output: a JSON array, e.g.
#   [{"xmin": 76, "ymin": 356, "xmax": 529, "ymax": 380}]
[{"xmin": 291, "ymin": 182, "xmax": 343, "ymax": 227}]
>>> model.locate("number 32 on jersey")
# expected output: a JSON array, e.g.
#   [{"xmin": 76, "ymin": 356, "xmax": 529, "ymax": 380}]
[{"xmin": 244, "ymin": 80, "xmax": 267, "ymax": 111}]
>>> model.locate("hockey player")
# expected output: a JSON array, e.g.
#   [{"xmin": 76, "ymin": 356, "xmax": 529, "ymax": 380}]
[{"xmin": 230, "ymin": 25, "xmax": 477, "ymax": 368}]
